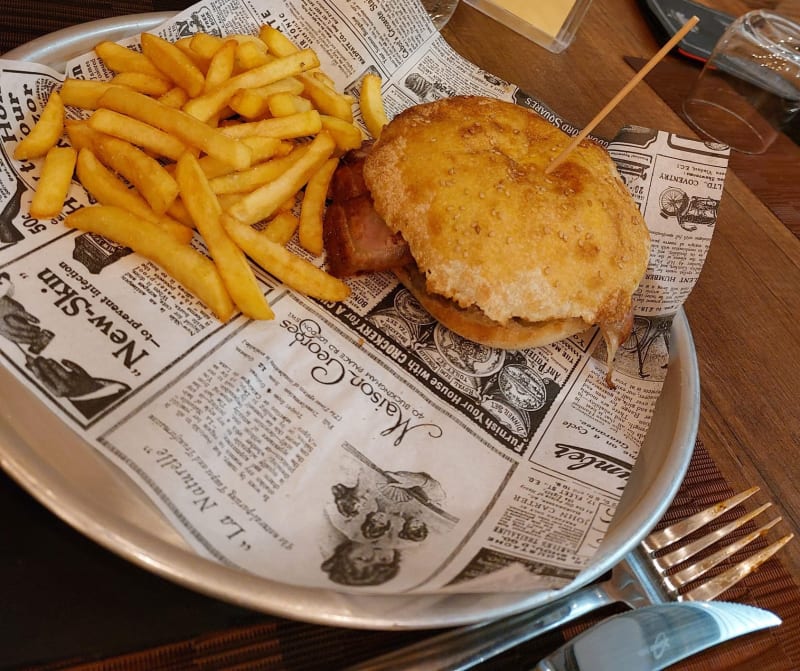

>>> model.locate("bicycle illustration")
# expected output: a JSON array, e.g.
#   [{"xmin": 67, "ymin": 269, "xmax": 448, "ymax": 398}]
[
  {"xmin": 659, "ymin": 187, "xmax": 719, "ymax": 232},
  {"xmin": 619, "ymin": 315, "xmax": 671, "ymax": 380}
]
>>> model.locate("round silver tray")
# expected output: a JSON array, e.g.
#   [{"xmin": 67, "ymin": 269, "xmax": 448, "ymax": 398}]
[{"xmin": 0, "ymin": 14, "xmax": 699, "ymax": 629}]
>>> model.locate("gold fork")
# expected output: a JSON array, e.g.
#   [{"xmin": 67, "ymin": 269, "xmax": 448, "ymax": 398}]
[{"xmin": 347, "ymin": 487, "xmax": 793, "ymax": 671}]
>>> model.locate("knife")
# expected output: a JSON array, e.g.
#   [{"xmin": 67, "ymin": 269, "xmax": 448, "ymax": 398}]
[{"xmin": 533, "ymin": 601, "xmax": 780, "ymax": 671}]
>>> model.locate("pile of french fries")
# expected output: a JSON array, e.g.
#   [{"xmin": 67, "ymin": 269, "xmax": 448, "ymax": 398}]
[{"xmin": 14, "ymin": 25, "xmax": 390, "ymax": 322}]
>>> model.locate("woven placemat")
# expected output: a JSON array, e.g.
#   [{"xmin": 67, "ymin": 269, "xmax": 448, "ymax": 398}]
[
  {"xmin": 20, "ymin": 440, "xmax": 799, "ymax": 671},
  {"xmin": 0, "ymin": 0, "xmax": 168, "ymax": 54}
]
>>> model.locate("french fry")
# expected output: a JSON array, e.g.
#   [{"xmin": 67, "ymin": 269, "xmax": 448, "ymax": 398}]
[
  {"xmin": 249, "ymin": 136, "xmax": 294, "ymax": 161},
  {"xmin": 29, "ymin": 147, "xmax": 77, "ymax": 219},
  {"xmin": 216, "ymin": 193, "xmax": 245, "ymax": 213},
  {"xmin": 278, "ymin": 193, "xmax": 298, "ymax": 211},
  {"xmin": 298, "ymin": 73, "xmax": 353, "ymax": 122},
  {"xmin": 262, "ymin": 211, "xmax": 299, "ymax": 245},
  {"xmin": 235, "ymin": 41, "xmax": 272, "ymax": 70},
  {"xmin": 65, "ymin": 205, "xmax": 235, "ymax": 322},
  {"xmin": 97, "ymin": 86, "xmax": 252, "ymax": 169},
  {"xmin": 309, "ymin": 70, "xmax": 338, "ymax": 90},
  {"xmin": 190, "ymin": 32, "xmax": 224, "ymax": 60},
  {"xmin": 230, "ymin": 34, "xmax": 269, "ymax": 52},
  {"xmin": 220, "ymin": 110, "xmax": 322, "ymax": 140},
  {"xmin": 158, "ymin": 86, "xmax": 190, "ymax": 109},
  {"xmin": 228, "ymin": 88, "xmax": 271, "ymax": 120},
  {"xmin": 233, "ymin": 77, "xmax": 303, "ymax": 119},
  {"xmin": 64, "ymin": 119, "xmax": 99, "ymax": 151},
  {"xmin": 174, "ymin": 36, "xmax": 211, "ymax": 73},
  {"xmin": 175, "ymin": 153, "xmax": 273, "ymax": 320},
  {"xmin": 140, "ymin": 32, "xmax": 206, "ymax": 97},
  {"xmin": 109, "ymin": 71, "xmax": 173, "ymax": 97},
  {"xmin": 228, "ymin": 77, "xmax": 305, "ymax": 119},
  {"xmin": 360, "ymin": 73, "xmax": 389, "ymax": 139},
  {"xmin": 183, "ymin": 49, "xmax": 320, "ymax": 122},
  {"xmin": 76, "ymin": 148, "xmax": 193, "ymax": 243},
  {"xmin": 220, "ymin": 192, "xmax": 291, "ymax": 218},
  {"xmin": 320, "ymin": 114, "xmax": 363, "ymax": 152},
  {"xmin": 22, "ymin": 27, "xmax": 363, "ymax": 325},
  {"xmin": 204, "ymin": 39, "xmax": 237, "ymax": 93},
  {"xmin": 209, "ymin": 145, "xmax": 310, "ymax": 195},
  {"xmin": 13, "ymin": 91, "xmax": 65, "ymax": 160},
  {"xmin": 59, "ymin": 79, "xmax": 114, "ymax": 110},
  {"xmin": 299, "ymin": 157, "xmax": 338, "ymax": 255},
  {"xmin": 206, "ymin": 106, "xmax": 235, "ymax": 129},
  {"xmin": 88, "ymin": 108, "xmax": 192, "ymax": 161},
  {"xmin": 94, "ymin": 41, "xmax": 164, "ymax": 78},
  {"xmin": 194, "ymin": 136, "xmax": 284, "ymax": 179},
  {"xmin": 166, "ymin": 198, "xmax": 195, "ymax": 227},
  {"xmin": 227, "ymin": 131, "xmax": 335, "ymax": 225},
  {"xmin": 93, "ymin": 133, "xmax": 179, "ymax": 214},
  {"xmin": 258, "ymin": 24, "xmax": 300, "ymax": 57},
  {"xmin": 268, "ymin": 92, "xmax": 313, "ymax": 117},
  {"xmin": 222, "ymin": 213, "xmax": 350, "ymax": 301},
  {"xmin": 260, "ymin": 77, "xmax": 306, "ymax": 97}
]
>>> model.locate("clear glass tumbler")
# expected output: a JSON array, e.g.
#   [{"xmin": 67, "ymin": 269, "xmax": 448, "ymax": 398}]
[
  {"xmin": 421, "ymin": 0, "xmax": 459, "ymax": 29},
  {"xmin": 682, "ymin": 10, "xmax": 800, "ymax": 154}
]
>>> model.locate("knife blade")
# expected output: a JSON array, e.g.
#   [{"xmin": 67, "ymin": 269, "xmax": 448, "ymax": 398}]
[{"xmin": 533, "ymin": 601, "xmax": 780, "ymax": 671}]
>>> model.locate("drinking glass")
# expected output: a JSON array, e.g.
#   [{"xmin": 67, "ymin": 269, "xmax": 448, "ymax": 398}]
[
  {"xmin": 682, "ymin": 10, "xmax": 800, "ymax": 154},
  {"xmin": 421, "ymin": 0, "xmax": 459, "ymax": 29}
]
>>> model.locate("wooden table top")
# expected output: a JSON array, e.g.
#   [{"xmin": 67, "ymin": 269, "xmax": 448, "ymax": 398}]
[{"xmin": 1, "ymin": 0, "xmax": 799, "ymax": 668}]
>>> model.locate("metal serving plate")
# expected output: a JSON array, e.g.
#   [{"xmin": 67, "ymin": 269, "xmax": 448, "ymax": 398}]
[{"xmin": 0, "ymin": 14, "xmax": 700, "ymax": 629}]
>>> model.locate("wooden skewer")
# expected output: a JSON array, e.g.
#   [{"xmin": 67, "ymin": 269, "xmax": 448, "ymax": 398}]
[{"xmin": 545, "ymin": 15, "xmax": 700, "ymax": 174}]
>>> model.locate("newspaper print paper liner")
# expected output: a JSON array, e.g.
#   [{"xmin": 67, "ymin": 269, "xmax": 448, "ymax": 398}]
[{"xmin": 0, "ymin": 12, "xmax": 698, "ymax": 627}]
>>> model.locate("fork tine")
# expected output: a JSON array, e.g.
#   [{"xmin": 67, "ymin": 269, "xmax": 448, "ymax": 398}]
[
  {"xmin": 680, "ymin": 533, "xmax": 795, "ymax": 602},
  {"xmin": 643, "ymin": 486, "xmax": 760, "ymax": 552},
  {"xmin": 661, "ymin": 517, "xmax": 782, "ymax": 592},
  {"xmin": 652, "ymin": 502, "xmax": 772, "ymax": 571}
]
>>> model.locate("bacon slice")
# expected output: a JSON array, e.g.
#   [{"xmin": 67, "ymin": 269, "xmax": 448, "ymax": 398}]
[
  {"xmin": 323, "ymin": 144, "xmax": 411, "ymax": 278},
  {"xmin": 330, "ymin": 144, "xmax": 372, "ymax": 201}
]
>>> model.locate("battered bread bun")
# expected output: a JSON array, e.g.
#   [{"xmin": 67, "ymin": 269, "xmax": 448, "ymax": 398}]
[
  {"xmin": 393, "ymin": 264, "xmax": 588, "ymax": 350},
  {"xmin": 362, "ymin": 96, "xmax": 650, "ymax": 351}
]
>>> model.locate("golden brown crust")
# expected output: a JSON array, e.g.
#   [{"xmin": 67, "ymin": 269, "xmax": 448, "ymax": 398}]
[{"xmin": 363, "ymin": 96, "xmax": 650, "ymax": 332}]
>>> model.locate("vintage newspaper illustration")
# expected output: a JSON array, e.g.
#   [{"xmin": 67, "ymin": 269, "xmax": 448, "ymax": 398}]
[{"xmin": 0, "ymin": 0, "xmax": 729, "ymax": 594}]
